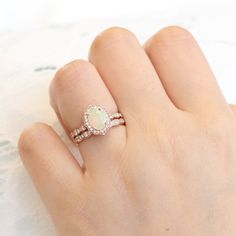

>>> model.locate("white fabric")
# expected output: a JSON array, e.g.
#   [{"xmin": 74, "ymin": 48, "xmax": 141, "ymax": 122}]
[{"xmin": 1, "ymin": 2, "xmax": 236, "ymax": 235}]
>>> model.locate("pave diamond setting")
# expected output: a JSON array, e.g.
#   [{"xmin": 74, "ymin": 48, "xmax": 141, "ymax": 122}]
[{"xmin": 84, "ymin": 105, "xmax": 111, "ymax": 135}]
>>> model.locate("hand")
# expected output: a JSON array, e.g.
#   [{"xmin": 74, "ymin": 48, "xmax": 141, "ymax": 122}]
[{"xmin": 18, "ymin": 26, "xmax": 236, "ymax": 236}]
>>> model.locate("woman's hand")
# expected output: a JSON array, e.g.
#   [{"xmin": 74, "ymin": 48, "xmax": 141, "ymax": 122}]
[{"xmin": 18, "ymin": 26, "xmax": 236, "ymax": 236}]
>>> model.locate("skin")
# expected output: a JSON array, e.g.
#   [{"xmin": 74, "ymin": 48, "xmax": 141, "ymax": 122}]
[{"xmin": 18, "ymin": 26, "xmax": 236, "ymax": 236}]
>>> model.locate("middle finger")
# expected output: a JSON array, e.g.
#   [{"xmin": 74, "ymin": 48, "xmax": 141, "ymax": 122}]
[{"xmin": 89, "ymin": 27, "xmax": 176, "ymax": 124}]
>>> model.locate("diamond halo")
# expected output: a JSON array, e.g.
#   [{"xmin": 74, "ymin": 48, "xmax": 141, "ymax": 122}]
[
  {"xmin": 84, "ymin": 105, "xmax": 111, "ymax": 135},
  {"xmin": 70, "ymin": 105, "xmax": 125, "ymax": 144}
]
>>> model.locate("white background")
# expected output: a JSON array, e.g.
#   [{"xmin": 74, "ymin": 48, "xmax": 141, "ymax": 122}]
[
  {"xmin": 0, "ymin": 0, "xmax": 234, "ymax": 30},
  {"xmin": 0, "ymin": 0, "xmax": 201, "ymax": 30},
  {"xmin": 0, "ymin": 0, "xmax": 236, "ymax": 235}
]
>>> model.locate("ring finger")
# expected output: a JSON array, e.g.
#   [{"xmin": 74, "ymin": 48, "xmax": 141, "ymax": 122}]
[{"xmin": 50, "ymin": 60, "xmax": 126, "ymax": 172}]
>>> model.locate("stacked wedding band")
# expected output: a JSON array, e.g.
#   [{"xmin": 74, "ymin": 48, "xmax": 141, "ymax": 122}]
[{"xmin": 70, "ymin": 105, "xmax": 125, "ymax": 144}]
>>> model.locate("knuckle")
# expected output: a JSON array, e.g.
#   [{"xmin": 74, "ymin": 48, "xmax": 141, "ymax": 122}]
[
  {"xmin": 51, "ymin": 60, "xmax": 94, "ymax": 93},
  {"xmin": 146, "ymin": 25, "xmax": 193, "ymax": 49},
  {"xmin": 18, "ymin": 122, "xmax": 51, "ymax": 155},
  {"xmin": 90, "ymin": 26, "xmax": 136, "ymax": 52},
  {"xmin": 159, "ymin": 25, "xmax": 192, "ymax": 38}
]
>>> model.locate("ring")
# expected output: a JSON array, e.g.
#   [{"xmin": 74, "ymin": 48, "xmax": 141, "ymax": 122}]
[{"xmin": 70, "ymin": 105, "xmax": 125, "ymax": 144}]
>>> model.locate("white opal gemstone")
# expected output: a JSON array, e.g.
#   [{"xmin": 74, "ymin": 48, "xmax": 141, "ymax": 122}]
[{"xmin": 87, "ymin": 107, "xmax": 107, "ymax": 130}]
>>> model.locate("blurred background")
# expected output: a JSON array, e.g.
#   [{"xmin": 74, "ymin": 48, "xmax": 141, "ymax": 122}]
[
  {"xmin": 0, "ymin": 0, "xmax": 235, "ymax": 30},
  {"xmin": 0, "ymin": 0, "xmax": 225, "ymax": 30},
  {"xmin": 0, "ymin": 0, "xmax": 236, "ymax": 235}
]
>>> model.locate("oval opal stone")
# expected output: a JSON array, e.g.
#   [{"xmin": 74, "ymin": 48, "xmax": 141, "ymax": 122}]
[{"xmin": 87, "ymin": 107, "xmax": 107, "ymax": 130}]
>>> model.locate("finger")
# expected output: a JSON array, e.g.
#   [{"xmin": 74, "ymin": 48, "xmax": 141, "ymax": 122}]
[
  {"xmin": 50, "ymin": 60, "xmax": 126, "ymax": 172},
  {"xmin": 18, "ymin": 123, "xmax": 83, "ymax": 218},
  {"xmin": 144, "ymin": 26, "xmax": 230, "ymax": 119},
  {"xmin": 89, "ymin": 27, "xmax": 176, "ymax": 124}
]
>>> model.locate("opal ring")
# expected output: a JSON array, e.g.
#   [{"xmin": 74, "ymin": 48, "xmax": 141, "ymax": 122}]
[{"xmin": 70, "ymin": 105, "xmax": 125, "ymax": 144}]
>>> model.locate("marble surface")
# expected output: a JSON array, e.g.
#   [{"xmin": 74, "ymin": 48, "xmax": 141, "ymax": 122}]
[{"xmin": 1, "ymin": 2, "xmax": 236, "ymax": 235}]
